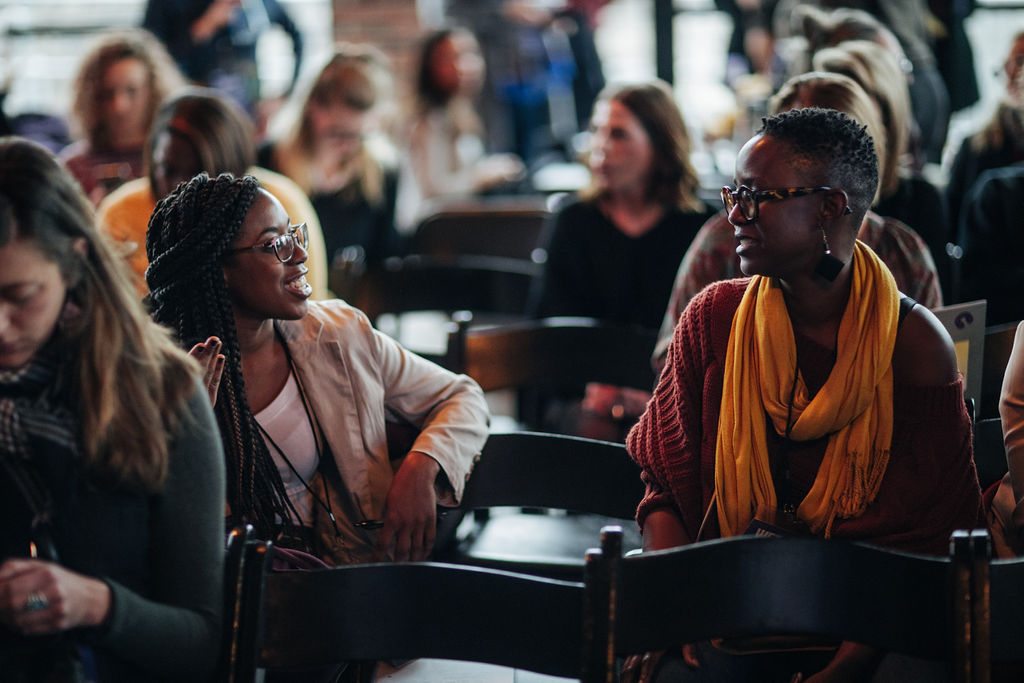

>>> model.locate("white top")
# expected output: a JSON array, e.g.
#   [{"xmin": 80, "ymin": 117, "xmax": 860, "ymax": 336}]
[{"xmin": 255, "ymin": 372, "xmax": 319, "ymax": 525}]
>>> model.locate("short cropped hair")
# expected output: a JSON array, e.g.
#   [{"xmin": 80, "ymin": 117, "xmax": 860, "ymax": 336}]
[{"xmin": 758, "ymin": 107, "xmax": 878, "ymax": 219}]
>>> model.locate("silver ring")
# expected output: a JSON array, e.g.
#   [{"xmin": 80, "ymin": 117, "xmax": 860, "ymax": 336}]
[{"xmin": 24, "ymin": 591, "xmax": 48, "ymax": 612}]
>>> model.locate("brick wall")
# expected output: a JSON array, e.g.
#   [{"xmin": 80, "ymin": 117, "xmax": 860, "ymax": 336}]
[{"xmin": 331, "ymin": 0, "xmax": 425, "ymax": 115}]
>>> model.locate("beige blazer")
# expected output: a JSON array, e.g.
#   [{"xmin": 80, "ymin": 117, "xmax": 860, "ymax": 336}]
[{"xmin": 277, "ymin": 300, "xmax": 489, "ymax": 563}]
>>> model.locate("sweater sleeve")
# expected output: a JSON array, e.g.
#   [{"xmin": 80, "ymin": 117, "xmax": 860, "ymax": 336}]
[
  {"xmin": 96, "ymin": 382, "xmax": 226, "ymax": 680},
  {"xmin": 629, "ymin": 283, "xmax": 734, "ymax": 538}
]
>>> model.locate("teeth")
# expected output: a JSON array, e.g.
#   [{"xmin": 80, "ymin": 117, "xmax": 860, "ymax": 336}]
[{"xmin": 285, "ymin": 274, "xmax": 312, "ymax": 296}]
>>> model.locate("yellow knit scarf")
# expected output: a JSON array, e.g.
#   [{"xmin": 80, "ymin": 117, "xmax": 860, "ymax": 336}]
[{"xmin": 715, "ymin": 241, "xmax": 900, "ymax": 538}]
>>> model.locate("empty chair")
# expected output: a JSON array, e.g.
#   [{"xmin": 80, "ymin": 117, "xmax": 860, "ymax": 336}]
[
  {"xmin": 449, "ymin": 316, "xmax": 658, "ymax": 393},
  {"xmin": 437, "ymin": 431, "xmax": 645, "ymax": 580},
  {"xmin": 353, "ymin": 254, "xmax": 539, "ymax": 322},
  {"xmin": 446, "ymin": 315, "xmax": 658, "ymax": 433},
  {"xmin": 406, "ymin": 199, "xmax": 550, "ymax": 261},
  {"xmin": 227, "ymin": 538, "xmax": 587, "ymax": 682},
  {"xmin": 332, "ymin": 254, "xmax": 540, "ymax": 364},
  {"xmin": 583, "ymin": 526, "xmax": 973, "ymax": 683}
]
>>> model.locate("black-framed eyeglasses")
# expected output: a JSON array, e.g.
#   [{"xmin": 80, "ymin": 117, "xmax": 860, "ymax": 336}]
[
  {"xmin": 721, "ymin": 186, "xmax": 835, "ymax": 223},
  {"xmin": 229, "ymin": 222, "xmax": 308, "ymax": 263}
]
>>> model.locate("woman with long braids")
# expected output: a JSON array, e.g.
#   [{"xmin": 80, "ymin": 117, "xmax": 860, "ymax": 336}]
[
  {"xmin": 0, "ymin": 137, "xmax": 225, "ymax": 681},
  {"xmin": 146, "ymin": 172, "xmax": 489, "ymax": 564}
]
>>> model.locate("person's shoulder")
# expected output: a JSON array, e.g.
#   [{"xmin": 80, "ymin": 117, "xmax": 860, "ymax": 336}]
[
  {"xmin": 871, "ymin": 213, "xmax": 928, "ymax": 249},
  {"xmin": 97, "ymin": 177, "xmax": 153, "ymax": 211},
  {"xmin": 548, "ymin": 197, "xmax": 598, "ymax": 235},
  {"xmin": 971, "ymin": 162, "xmax": 1024, "ymax": 198},
  {"xmin": 58, "ymin": 139, "xmax": 88, "ymax": 163},
  {"xmin": 554, "ymin": 196, "xmax": 592, "ymax": 218},
  {"xmin": 893, "ymin": 302, "xmax": 959, "ymax": 386},
  {"xmin": 685, "ymin": 278, "xmax": 748, "ymax": 324},
  {"xmin": 306, "ymin": 298, "xmax": 367, "ymax": 325},
  {"xmin": 279, "ymin": 299, "xmax": 372, "ymax": 342}
]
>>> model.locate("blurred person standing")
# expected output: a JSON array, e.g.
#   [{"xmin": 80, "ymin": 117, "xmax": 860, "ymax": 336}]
[{"xmin": 142, "ymin": 0, "xmax": 304, "ymax": 121}]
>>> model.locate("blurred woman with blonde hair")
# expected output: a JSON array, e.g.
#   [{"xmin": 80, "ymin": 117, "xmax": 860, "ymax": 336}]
[
  {"xmin": 812, "ymin": 39, "xmax": 949, "ymax": 291},
  {"xmin": 260, "ymin": 44, "xmax": 402, "ymax": 265}
]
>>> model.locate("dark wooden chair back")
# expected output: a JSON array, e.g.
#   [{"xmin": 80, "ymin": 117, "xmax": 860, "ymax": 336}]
[
  {"xmin": 407, "ymin": 204, "xmax": 550, "ymax": 261},
  {"xmin": 437, "ymin": 431, "xmax": 644, "ymax": 580},
  {"xmin": 229, "ymin": 540, "xmax": 586, "ymax": 682},
  {"xmin": 219, "ymin": 525, "xmax": 254, "ymax": 683},
  {"xmin": 447, "ymin": 316, "xmax": 659, "ymax": 394},
  {"xmin": 461, "ymin": 431, "xmax": 642, "ymax": 517},
  {"xmin": 981, "ymin": 322, "xmax": 1019, "ymax": 420},
  {"xmin": 970, "ymin": 528, "xmax": 1024, "ymax": 681},
  {"xmin": 351, "ymin": 255, "xmax": 540, "ymax": 324},
  {"xmin": 583, "ymin": 527, "xmax": 973, "ymax": 683},
  {"xmin": 974, "ymin": 416, "xmax": 1008, "ymax": 491}
]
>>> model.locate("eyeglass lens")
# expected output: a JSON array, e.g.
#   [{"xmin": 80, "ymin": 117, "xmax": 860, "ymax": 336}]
[
  {"xmin": 271, "ymin": 223, "xmax": 308, "ymax": 263},
  {"xmin": 721, "ymin": 187, "xmax": 756, "ymax": 221}
]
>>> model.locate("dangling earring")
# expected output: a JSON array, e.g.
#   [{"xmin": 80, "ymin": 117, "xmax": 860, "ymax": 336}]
[{"xmin": 814, "ymin": 226, "xmax": 844, "ymax": 282}]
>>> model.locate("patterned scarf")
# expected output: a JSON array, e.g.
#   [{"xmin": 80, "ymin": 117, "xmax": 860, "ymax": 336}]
[
  {"xmin": 0, "ymin": 345, "xmax": 80, "ymax": 558},
  {"xmin": 715, "ymin": 241, "xmax": 899, "ymax": 537}
]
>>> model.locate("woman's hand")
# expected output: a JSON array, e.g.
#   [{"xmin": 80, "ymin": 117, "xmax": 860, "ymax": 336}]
[
  {"xmin": 0, "ymin": 558, "xmax": 111, "ymax": 635},
  {"xmin": 377, "ymin": 452, "xmax": 440, "ymax": 562},
  {"xmin": 474, "ymin": 154, "xmax": 526, "ymax": 191},
  {"xmin": 189, "ymin": 336, "xmax": 225, "ymax": 406},
  {"xmin": 190, "ymin": 0, "xmax": 240, "ymax": 42}
]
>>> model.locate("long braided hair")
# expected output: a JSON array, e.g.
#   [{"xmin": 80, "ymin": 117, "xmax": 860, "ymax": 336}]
[{"xmin": 145, "ymin": 172, "xmax": 301, "ymax": 539}]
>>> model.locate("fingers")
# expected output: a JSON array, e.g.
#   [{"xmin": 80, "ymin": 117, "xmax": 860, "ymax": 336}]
[
  {"xmin": 376, "ymin": 515, "xmax": 436, "ymax": 562},
  {"xmin": 0, "ymin": 561, "xmax": 59, "ymax": 634},
  {"xmin": 189, "ymin": 337, "xmax": 224, "ymax": 404},
  {"xmin": 208, "ymin": 353, "xmax": 225, "ymax": 405}
]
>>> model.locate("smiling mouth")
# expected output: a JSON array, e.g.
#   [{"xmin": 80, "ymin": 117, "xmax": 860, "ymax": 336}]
[{"xmin": 285, "ymin": 270, "xmax": 313, "ymax": 298}]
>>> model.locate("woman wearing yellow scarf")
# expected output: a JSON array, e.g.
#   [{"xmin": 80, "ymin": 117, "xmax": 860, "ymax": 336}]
[{"xmin": 625, "ymin": 108, "xmax": 982, "ymax": 682}]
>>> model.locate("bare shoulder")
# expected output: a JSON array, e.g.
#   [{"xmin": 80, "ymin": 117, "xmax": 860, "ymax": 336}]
[{"xmin": 892, "ymin": 304, "xmax": 959, "ymax": 386}]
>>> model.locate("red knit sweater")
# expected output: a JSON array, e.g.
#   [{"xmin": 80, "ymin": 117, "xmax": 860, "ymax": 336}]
[{"xmin": 627, "ymin": 279, "xmax": 983, "ymax": 556}]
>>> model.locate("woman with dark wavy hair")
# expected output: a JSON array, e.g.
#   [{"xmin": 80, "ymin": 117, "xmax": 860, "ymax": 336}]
[
  {"xmin": 531, "ymin": 79, "xmax": 713, "ymax": 439},
  {"xmin": 146, "ymin": 172, "xmax": 488, "ymax": 565},
  {"xmin": 0, "ymin": 137, "xmax": 224, "ymax": 681}
]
